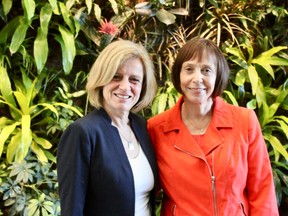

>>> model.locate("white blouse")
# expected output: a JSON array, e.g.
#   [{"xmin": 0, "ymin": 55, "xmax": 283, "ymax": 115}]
[{"xmin": 128, "ymin": 147, "xmax": 154, "ymax": 216}]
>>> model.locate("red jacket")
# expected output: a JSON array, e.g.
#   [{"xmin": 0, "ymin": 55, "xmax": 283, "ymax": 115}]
[{"xmin": 148, "ymin": 96, "xmax": 279, "ymax": 216}]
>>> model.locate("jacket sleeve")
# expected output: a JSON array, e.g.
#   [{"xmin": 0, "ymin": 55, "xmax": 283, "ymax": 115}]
[
  {"xmin": 57, "ymin": 122, "xmax": 92, "ymax": 216},
  {"xmin": 246, "ymin": 110, "xmax": 279, "ymax": 216}
]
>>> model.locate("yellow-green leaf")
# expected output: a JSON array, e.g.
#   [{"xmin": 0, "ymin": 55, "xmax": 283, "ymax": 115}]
[
  {"xmin": 156, "ymin": 9, "xmax": 176, "ymax": 25},
  {"xmin": 33, "ymin": 136, "xmax": 52, "ymax": 149},
  {"xmin": 265, "ymin": 134, "xmax": 288, "ymax": 161},
  {"xmin": 13, "ymin": 91, "xmax": 29, "ymax": 114},
  {"xmin": 0, "ymin": 65, "xmax": 16, "ymax": 106},
  {"xmin": 23, "ymin": 0, "xmax": 36, "ymax": 21},
  {"xmin": 7, "ymin": 132, "xmax": 22, "ymax": 163},
  {"xmin": 9, "ymin": 18, "xmax": 30, "ymax": 54},
  {"xmin": 0, "ymin": 122, "xmax": 20, "ymax": 157},
  {"xmin": 34, "ymin": 28, "xmax": 48, "ymax": 73},
  {"xmin": 31, "ymin": 142, "xmax": 48, "ymax": 163},
  {"xmin": 94, "ymin": 4, "xmax": 102, "ymax": 23},
  {"xmin": 247, "ymin": 65, "xmax": 258, "ymax": 95},
  {"xmin": 2, "ymin": 0, "xmax": 13, "ymax": 16},
  {"xmin": 21, "ymin": 115, "xmax": 32, "ymax": 159},
  {"xmin": 86, "ymin": 0, "xmax": 93, "ymax": 14}
]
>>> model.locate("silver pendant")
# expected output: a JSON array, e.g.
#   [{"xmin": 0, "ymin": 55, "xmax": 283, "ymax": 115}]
[{"xmin": 128, "ymin": 141, "xmax": 135, "ymax": 150}]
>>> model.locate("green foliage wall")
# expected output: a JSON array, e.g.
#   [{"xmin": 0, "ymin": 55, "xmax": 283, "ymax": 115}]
[{"xmin": 0, "ymin": 0, "xmax": 288, "ymax": 215}]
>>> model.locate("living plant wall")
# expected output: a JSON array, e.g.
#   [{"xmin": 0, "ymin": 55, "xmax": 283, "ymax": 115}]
[{"xmin": 0, "ymin": 0, "xmax": 287, "ymax": 215}]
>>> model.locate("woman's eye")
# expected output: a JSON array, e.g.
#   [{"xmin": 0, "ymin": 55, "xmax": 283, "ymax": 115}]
[
  {"xmin": 112, "ymin": 75, "xmax": 121, "ymax": 80},
  {"xmin": 184, "ymin": 67, "xmax": 193, "ymax": 73},
  {"xmin": 130, "ymin": 78, "xmax": 140, "ymax": 84},
  {"xmin": 202, "ymin": 68, "xmax": 211, "ymax": 73}
]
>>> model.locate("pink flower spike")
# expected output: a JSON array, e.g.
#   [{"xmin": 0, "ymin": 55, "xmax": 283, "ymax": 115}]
[{"xmin": 99, "ymin": 19, "xmax": 119, "ymax": 36}]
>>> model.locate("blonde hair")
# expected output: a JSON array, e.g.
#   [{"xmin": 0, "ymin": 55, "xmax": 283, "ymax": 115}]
[{"xmin": 86, "ymin": 40, "xmax": 157, "ymax": 112}]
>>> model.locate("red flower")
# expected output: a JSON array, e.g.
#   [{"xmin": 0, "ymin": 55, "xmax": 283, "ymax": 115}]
[{"xmin": 99, "ymin": 19, "xmax": 119, "ymax": 36}]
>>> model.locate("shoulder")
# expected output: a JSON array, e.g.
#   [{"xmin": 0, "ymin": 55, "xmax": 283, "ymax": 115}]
[
  {"xmin": 61, "ymin": 109, "xmax": 112, "ymax": 139},
  {"xmin": 214, "ymin": 97, "xmax": 259, "ymax": 128},
  {"xmin": 215, "ymin": 97, "xmax": 255, "ymax": 117}
]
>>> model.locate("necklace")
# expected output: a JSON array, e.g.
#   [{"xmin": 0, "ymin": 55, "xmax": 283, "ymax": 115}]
[
  {"xmin": 119, "ymin": 127, "xmax": 136, "ymax": 151},
  {"xmin": 182, "ymin": 109, "xmax": 212, "ymax": 135}
]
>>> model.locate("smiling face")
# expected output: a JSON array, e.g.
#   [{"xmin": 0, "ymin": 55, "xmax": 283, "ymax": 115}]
[
  {"xmin": 180, "ymin": 50, "xmax": 217, "ymax": 105},
  {"xmin": 102, "ymin": 57, "xmax": 144, "ymax": 115}
]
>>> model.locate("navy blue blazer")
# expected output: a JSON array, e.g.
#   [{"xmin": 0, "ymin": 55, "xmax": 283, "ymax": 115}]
[{"xmin": 57, "ymin": 108, "xmax": 158, "ymax": 216}]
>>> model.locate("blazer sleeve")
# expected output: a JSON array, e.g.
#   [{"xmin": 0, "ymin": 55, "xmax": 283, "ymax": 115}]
[
  {"xmin": 246, "ymin": 110, "xmax": 279, "ymax": 215},
  {"xmin": 57, "ymin": 121, "xmax": 92, "ymax": 216}
]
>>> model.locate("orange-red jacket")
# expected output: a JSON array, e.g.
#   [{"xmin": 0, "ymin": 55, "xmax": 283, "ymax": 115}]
[{"xmin": 148, "ymin": 96, "xmax": 279, "ymax": 216}]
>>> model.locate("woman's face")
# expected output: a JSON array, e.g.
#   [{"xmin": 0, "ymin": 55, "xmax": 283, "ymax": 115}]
[
  {"xmin": 180, "ymin": 51, "xmax": 217, "ymax": 104},
  {"xmin": 103, "ymin": 57, "xmax": 144, "ymax": 114}
]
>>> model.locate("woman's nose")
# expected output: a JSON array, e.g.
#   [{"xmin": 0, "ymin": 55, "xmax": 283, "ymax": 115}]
[
  {"xmin": 192, "ymin": 69, "xmax": 203, "ymax": 83},
  {"xmin": 119, "ymin": 77, "xmax": 130, "ymax": 90}
]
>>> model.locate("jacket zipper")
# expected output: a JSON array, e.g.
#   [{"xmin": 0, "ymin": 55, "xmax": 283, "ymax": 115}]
[{"xmin": 174, "ymin": 145, "xmax": 218, "ymax": 216}]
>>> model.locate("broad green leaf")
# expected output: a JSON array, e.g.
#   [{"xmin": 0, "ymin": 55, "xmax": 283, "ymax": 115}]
[
  {"xmin": 41, "ymin": 208, "xmax": 49, "ymax": 216},
  {"xmin": 86, "ymin": 0, "xmax": 93, "ymax": 14},
  {"xmin": 266, "ymin": 56, "xmax": 288, "ymax": 66},
  {"xmin": 0, "ymin": 96, "xmax": 22, "ymax": 117},
  {"xmin": 275, "ymin": 86, "xmax": 287, "ymax": 103},
  {"xmin": 44, "ymin": 150, "xmax": 56, "ymax": 163},
  {"xmin": 13, "ymin": 91, "xmax": 29, "ymax": 114},
  {"xmin": 156, "ymin": 9, "xmax": 176, "ymax": 25},
  {"xmin": 66, "ymin": 0, "xmax": 76, "ymax": 10},
  {"xmin": 40, "ymin": 3, "xmax": 53, "ymax": 34},
  {"xmin": 57, "ymin": 25, "xmax": 76, "ymax": 74},
  {"xmin": 33, "ymin": 135, "xmax": 52, "ymax": 149},
  {"xmin": 54, "ymin": 102, "xmax": 83, "ymax": 117},
  {"xmin": 0, "ymin": 122, "xmax": 20, "ymax": 157},
  {"xmin": 7, "ymin": 131, "xmax": 21, "ymax": 163},
  {"xmin": 34, "ymin": 28, "xmax": 48, "ymax": 73},
  {"xmin": 246, "ymin": 43, "xmax": 254, "ymax": 63},
  {"xmin": 223, "ymin": 90, "xmax": 239, "ymax": 106},
  {"xmin": 168, "ymin": 8, "xmax": 189, "ymax": 16},
  {"xmin": 246, "ymin": 99, "xmax": 256, "ymax": 109},
  {"xmin": 255, "ymin": 79, "xmax": 266, "ymax": 107},
  {"xmin": 151, "ymin": 95, "xmax": 160, "ymax": 116},
  {"xmin": 49, "ymin": 0, "xmax": 59, "ymax": 14},
  {"xmin": 158, "ymin": 93, "xmax": 168, "ymax": 114},
  {"xmin": 268, "ymin": 103, "xmax": 280, "ymax": 120},
  {"xmin": 247, "ymin": 65, "xmax": 258, "ymax": 95},
  {"xmin": 254, "ymin": 46, "xmax": 287, "ymax": 59},
  {"xmin": 235, "ymin": 69, "xmax": 246, "ymax": 86},
  {"xmin": 30, "ymin": 103, "xmax": 59, "ymax": 120},
  {"xmin": 21, "ymin": 115, "xmax": 32, "ymax": 161},
  {"xmin": 28, "ymin": 203, "xmax": 39, "ymax": 216},
  {"xmin": 8, "ymin": 160, "xmax": 34, "ymax": 183},
  {"xmin": 0, "ymin": 16, "xmax": 22, "ymax": 44},
  {"xmin": 0, "ymin": 65, "xmax": 16, "ymax": 106},
  {"xmin": 167, "ymin": 94, "xmax": 176, "ymax": 109},
  {"xmin": 43, "ymin": 201, "xmax": 54, "ymax": 213},
  {"xmin": 31, "ymin": 142, "xmax": 48, "ymax": 163},
  {"xmin": 274, "ymin": 118, "xmax": 288, "ymax": 140},
  {"xmin": 2, "ymin": 0, "xmax": 13, "ymax": 16},
  {"xmin": 265, "ymin": 134, "xmax": 288, "ymax": 161},
  {"xmin": 9, "ymin": 18, "xmax": 30, "ymax": 54},
  {"xmin": 259, "ymin": 101, "xmax": 269, "ymax": 127},
  {"xmin": 109, "ymin": 0, "xmax": 118, "ymax": 15},
  {"xmin": 0, "ymin": 116, "xmax": 11, "ymax": 126},
  {"xmin": 59, "ymin": 2, "xmax": 75, "ymax": 33},
  {"xmin": 252, "ymin": 59, "xmax": 274, "ymax": 79},
  {"xmin": 276, "ymin": 115, "xmax": 288, "ymax": 125},
  {"xmin": 23, "ymin": 0, "xmax": 36, "ymax": 21},
  {"xmin": 226, "ymin": 47, "xmax": 246, "ymax": 62},
  {"xmin": 94, "ymin": 4, "xmax": 102, "ymax": 23}
]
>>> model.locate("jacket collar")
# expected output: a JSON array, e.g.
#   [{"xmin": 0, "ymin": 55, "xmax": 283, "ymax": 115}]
[{"xmin": 163, "ymin": 96, "xmax": 234, "ymax": 132}]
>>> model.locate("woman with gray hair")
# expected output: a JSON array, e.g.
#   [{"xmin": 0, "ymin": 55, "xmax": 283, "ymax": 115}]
[{"xmin": 57, "ymin": 40, "xmax": 158, "ymax": 216}]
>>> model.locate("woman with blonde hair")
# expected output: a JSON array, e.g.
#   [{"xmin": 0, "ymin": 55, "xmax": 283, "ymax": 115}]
[{"xmin": 57, "ymin": 40, "xmax": 158, "ymax": 216}]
